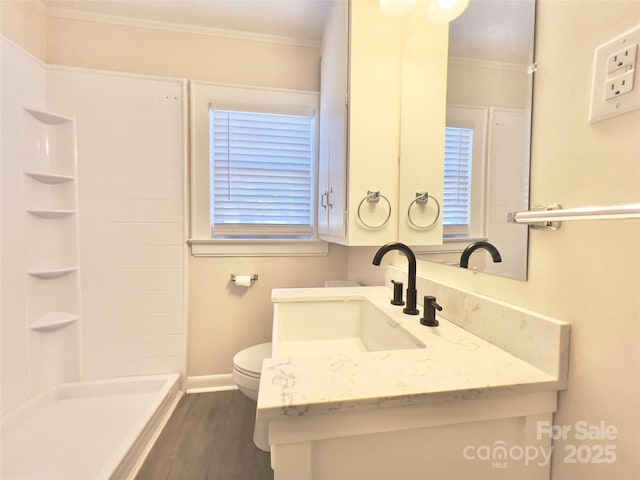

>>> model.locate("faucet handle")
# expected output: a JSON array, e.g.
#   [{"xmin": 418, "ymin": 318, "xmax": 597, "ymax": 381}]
[
  {"xmin": 420, "ymin": 295, "xmax": 443, "ymax": 327},
  {"xmin": 390, "ymin": 280, "xmax": 405, "ymax": 306}
]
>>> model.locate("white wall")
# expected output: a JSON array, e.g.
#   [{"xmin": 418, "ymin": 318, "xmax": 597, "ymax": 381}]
[{"xmin": 46, "ymin": 67, "xmax": 186, "ymax": 379}]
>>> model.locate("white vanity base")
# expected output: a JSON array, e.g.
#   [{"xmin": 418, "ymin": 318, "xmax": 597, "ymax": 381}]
[
  {"xmin": 261, "ymin": 282, "xmax": 570, "ymax": 480},
  {"xmin": 269, "ymin": 391, "xmax": 556, "ymax": 480}
]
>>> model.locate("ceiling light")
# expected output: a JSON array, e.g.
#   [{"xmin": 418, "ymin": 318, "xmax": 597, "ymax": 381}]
[{"xmin": 425, "ymin": 0, "xmax": 470, "ymax": 23}]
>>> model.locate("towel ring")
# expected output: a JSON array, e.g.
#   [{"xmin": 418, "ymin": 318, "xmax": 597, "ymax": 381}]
[
  {"xmin": 407, "ymin": 192, "xmax": 440, "ymax": 229},
  {"xmin": 357, "ymin": 190, "xmax": 392, "ymax": 229}
]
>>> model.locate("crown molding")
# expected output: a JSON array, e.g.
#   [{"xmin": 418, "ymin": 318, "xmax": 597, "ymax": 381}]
[{"xmin": 44, "ymin": 6, "xmax": 320, "ymax": 49}]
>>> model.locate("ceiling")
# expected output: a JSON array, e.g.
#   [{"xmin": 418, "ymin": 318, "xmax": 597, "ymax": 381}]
[{"xmin": 449, "ymin": 0, "xmax": 536, "ymax": 65}]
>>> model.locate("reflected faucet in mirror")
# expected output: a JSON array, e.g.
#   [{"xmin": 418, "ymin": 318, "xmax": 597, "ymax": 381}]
[
  {"xmin": 459, "ymin": 241, "xmax": 502, "ymax": 269},
  {"xmin": 373, "ymin": 242, "xmax": 419, "ymax": 315}
]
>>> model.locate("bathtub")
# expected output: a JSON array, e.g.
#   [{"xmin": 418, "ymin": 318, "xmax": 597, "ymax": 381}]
[{"xmin": 1, "ymin": 373, "xmax": 182, "ymax": 480}]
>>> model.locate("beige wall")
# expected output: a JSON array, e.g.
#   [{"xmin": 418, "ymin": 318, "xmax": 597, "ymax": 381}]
[
  {"xmin": 188, "ymin": 248, "xmax": 349, "ymax": 376},
  {"xmin": 46, "ymin": 16, "xmax": 320, "ymax": 90},
  {"xmin": 0, "ymin": 0, "xmax": 47, "ymax": 60},
  {"xmin": 0, "ymin": 2, "xmax": 319, "ymax": 91},
  {"xmin": 410, "ymin": 1, "xmax": 640, "ymax": 478}
]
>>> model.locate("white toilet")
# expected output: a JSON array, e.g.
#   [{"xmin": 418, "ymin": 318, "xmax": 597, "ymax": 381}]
[
  {"xmin": 232, "ymin": 282, "xmax": 357, "ymax": 452},
  {"xmin": 232, "ymin": 342, "xmax": 272, "ymax": 451}
]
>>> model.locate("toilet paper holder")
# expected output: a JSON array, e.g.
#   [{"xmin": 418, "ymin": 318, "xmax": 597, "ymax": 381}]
[{"xmin": 230, "ymin": 274, "xmax": 259, "ymax": 284}]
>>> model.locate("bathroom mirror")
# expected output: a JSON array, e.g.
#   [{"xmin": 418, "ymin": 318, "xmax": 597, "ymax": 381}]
[{"xmin": 414, "ymin": 0, "xmax": 536, "ymax": 281}]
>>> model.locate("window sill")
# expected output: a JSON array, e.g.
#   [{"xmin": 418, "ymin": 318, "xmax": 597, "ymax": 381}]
[{"xmin": 188, "ymin": 238, "xmax": 329, "ymax": 257}]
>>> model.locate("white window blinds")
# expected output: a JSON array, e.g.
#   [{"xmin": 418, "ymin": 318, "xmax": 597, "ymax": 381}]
[
  {"xmin": 210, "ymin": 108, "xmax": 314, "ymax": 238},
  {"xmin": 443, "ymin": 126, "xmax": 473, "ymax": 228}
]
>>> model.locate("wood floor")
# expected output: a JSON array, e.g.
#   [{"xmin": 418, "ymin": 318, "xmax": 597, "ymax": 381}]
[{"xmin": 135, "ymin": 390, "xmax": 273, "ymax": 480}]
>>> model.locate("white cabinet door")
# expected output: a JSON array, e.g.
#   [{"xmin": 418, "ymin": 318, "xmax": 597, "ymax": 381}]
[{"xmin": 318, "ymin": 0, "xmax": 348, "ymax": 238}]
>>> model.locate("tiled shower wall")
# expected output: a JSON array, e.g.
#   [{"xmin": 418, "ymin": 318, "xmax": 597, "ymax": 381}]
[
  {"xmin": 46, "ymin": 68, "xmax": 186, "ymax": 380},
  {"xmin": 2, "ymin": 37, "xmax": 186, "ymax": 414},
  {"xmin": 1, "ymin": 37, "xmax": 49, "ymax": 414}
]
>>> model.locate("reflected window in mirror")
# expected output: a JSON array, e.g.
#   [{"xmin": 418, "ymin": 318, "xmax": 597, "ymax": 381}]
[{"xmin": 444, "ymin": 105, "xmax": 488, "ymax": 241}]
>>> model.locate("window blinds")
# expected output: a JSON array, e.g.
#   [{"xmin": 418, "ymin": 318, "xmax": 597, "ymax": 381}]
[
  {"xmin": 210, "ymin": 108, "xmax": 314, "ymax": 237},
  {"xmin": 443, "ymin": 126, "xmax": 473, "ymax": 227}
]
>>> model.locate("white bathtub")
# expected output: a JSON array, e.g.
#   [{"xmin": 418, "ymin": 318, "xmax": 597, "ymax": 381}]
[{"xmin": 1, "ymin": 373, "xmax": 182, "ymax": 480}]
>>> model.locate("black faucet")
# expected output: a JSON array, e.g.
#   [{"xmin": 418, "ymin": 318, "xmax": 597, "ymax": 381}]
[
  {"xmin": 459, "ymin": 241, "xmax": 502, "ymax": 269},
  {"xmin": 372, "ymin": 242, "xmax": 419, "ymax": 315}
]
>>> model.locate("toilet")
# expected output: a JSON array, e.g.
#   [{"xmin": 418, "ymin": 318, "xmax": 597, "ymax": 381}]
[
  {"xmin": 232, "ymin": 342, "xmax": 271, "ymax": 401},
  {"xmin": 232, "ymin": 281, "xmax": 358, "ymax": 452},
  {"xmin": 232, "ymin": 342, "xmax": 272, "ymax": 451}
]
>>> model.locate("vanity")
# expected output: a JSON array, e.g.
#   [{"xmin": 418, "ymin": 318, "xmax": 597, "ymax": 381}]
[{"xmin": 257, "ymin": 267, "xmax": 569, "ymax": 480}]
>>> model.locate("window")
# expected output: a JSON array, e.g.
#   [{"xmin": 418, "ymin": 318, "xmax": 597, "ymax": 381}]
[
  {"xmin": 443, "ymin": 105, "xmax": 488, "ymax": 239},
  {"xmin": 190, "ymin": 81, "xmax": 326, "ymax": 256},
  {"xmin": 210, "ymin": 108, "xmax": 314, "ymax": 239},
  {"xmin": 443, "ymin": 126, "xmax": 473, "ymax": 230}
]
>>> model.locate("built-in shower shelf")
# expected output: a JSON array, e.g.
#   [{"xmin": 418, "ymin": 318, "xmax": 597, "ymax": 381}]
[
  {"xmin": 30, "ymin": 311, "xmax": 79, "ymax": 332},
  {"xmin": 28, "ymin": 266, "xmax": 78, "ymax": 279},
  {"xmin": 26, "ymin": 209, "xmax": 76, "ymax": 218},
  {"xmin": 25, "ymin": 171, "xmax": 76, "ymax": 184},
  {"xmin": 24, "ymin": 108, "xmax": 73, "ymax": 125}
]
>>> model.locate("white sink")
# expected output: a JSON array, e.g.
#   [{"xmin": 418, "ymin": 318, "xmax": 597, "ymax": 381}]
[{"xmin": 272, "ymin": 298, "xmax": 425, "ymax": 357}]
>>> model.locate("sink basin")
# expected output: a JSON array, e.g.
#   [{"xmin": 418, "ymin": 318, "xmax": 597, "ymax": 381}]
[{"xmin": 272, "ymin": 298, "xmax": 425, "ymax": 357}]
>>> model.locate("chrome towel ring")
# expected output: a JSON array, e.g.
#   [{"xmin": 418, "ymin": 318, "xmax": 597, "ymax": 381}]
[
  {"xmin": 407, "ymin": 192, "xmax": 440, "ymax": 229},
  {"xmin": 357, "ymin": 190, "xmax": 392, "ymax": 229}
]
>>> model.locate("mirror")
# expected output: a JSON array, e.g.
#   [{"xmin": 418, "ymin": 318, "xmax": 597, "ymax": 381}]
[{"xmin": 415, "ymin": 0, "xmax": 536, "ymax": 281}]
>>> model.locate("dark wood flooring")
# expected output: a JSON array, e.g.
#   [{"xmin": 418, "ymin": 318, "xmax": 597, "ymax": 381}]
[{"xmin": 135, "ymin": 390, "xmax": 273, "ymax": 480}]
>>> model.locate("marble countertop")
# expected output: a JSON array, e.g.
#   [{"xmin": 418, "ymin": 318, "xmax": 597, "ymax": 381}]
[{"xmin": 257, "ymin": 286, "xmax": 561, "ymax": 421}]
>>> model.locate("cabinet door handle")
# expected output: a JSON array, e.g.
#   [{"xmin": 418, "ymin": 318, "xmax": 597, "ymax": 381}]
[
  {"xmin": 321, "ymin": 191, "xmax": 328, "ymax": 209},
  {"xmin": 327, "ymin": 187, "xmax": 334, "ymax": 209}
]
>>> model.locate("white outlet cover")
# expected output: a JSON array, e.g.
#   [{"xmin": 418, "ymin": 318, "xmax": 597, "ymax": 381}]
[{"xmin": 589, "ymin": 24, "xmax": 640, "ymax": 123}]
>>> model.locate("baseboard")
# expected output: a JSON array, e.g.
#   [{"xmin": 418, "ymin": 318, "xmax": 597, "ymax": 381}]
[{"xmin": 186, "ymin": 374, "xmax": 237, "ymax": 394}]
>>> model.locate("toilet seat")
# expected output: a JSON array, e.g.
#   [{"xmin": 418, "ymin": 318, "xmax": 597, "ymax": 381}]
[{"xmin": 233, "ymin": 342, "xmax": 272, "ymax": 376}]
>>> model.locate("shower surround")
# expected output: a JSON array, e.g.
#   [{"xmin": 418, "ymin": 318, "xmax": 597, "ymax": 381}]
[{"xmin": 1, "ymin": 36, "xmax": 187, "ymax": 478}]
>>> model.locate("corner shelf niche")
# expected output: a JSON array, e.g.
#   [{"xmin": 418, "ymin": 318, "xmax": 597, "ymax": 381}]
[
  {"xmin": 22, "ymin": 107, "xmax": 80, "ymax": 336},
  {"xmin": 24, "ymin": 172, "xmax": 75, "ymax": 184},
  {"xmin": 28, "ymin": 266, "xmax": 78, "ymax": 279},
  {"xmin": 22, "ymin": 108, "xmax": 76, "ymax": 177},
  {"xmin": 26, "ymin": 209, "xmax": 76, "ymax": 219},
  {"xmin": 30, "ymin": 311, "xmax": 79, "ymax": 332}
]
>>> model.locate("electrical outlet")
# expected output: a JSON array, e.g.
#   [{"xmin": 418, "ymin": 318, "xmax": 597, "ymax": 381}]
[
  {"xmin": 589, "ymin": 24, "xmax": 640, "ymax": 123},
  {"xmin": 605, "ymin": 69, "xmax": 636, "ymax": 99},
  {"xmin": 606, "ymin": 44, "xmax": 637, "ymax": 75}
]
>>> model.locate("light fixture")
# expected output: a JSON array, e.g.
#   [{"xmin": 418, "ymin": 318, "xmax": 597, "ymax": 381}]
[
  {"xmin": 379, "ymin": 0, "xmax": 470, "ymax": 23},
  {"xmin": 425, "ymin": 0, "xmax": 470, "ymax": 23}
]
